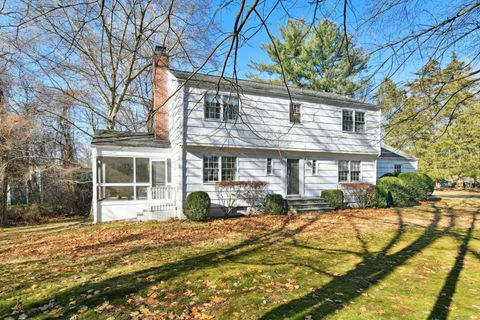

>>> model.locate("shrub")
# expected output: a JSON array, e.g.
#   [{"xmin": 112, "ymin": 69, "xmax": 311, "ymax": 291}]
[
  {"xmin": 184, "ymin": 191, "xmax": 211, "ymax": 221},
  {"xmin": 321, "ymin": 190, "xmax": 344, "ymax": 209},
  {"xmin": 420, "ymin": 173, "xmax": 435, "ymax": 195},
  {"xmin": 215, "ymin": 181, "xmax": 269, "ymax": 216},
  {"xmin": 398, "ymin": 172, "xmax": 430, "ymax": 200},
  {"xmin": 264, "ymin": 194, "xmax": 286, "ymax": 215},
  {"xmin": 342, "ymin": 183, "xmax": 376, "ymax": 208},
  {"xmin": 380, "ymin": 172, "xmax": 396, "ymax": 178},
  {"xmin": 369, "ymin": 185, "xmax": 393, "ymax": 208},
  {"xmin": 377, "ymin": 177, "xmax": 413, "ymax": 207}
]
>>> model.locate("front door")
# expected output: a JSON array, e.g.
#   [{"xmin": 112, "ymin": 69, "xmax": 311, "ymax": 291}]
[{"xmin": 287, "ymin": 159, "xmax": 300, "ymax": 195}]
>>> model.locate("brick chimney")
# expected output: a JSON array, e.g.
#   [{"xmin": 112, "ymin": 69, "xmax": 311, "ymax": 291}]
[{"xmin": 152, "ymin": 45, "xmax": 169, "ymax": 140}]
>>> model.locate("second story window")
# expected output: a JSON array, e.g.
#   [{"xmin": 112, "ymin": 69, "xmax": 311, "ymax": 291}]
[
  {"xmin": 343, "ymin": 110, "xmax": 366, "ymax": 133},
  {"xmin": 290, "ymin": 102, "xmax": 302, "ymax": 124},
  {"xmin": 204, "ymin": 94, "xmax": 221, "ymax": 120},
  {"xmin": 224, "ymin": 95, "xmax": 239, "ymax": 121}
]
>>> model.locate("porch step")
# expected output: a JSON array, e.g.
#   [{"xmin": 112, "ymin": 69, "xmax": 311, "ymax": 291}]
[{"xmin": 286, "ymin": 197, "xmax": 334, "ymax": 213}]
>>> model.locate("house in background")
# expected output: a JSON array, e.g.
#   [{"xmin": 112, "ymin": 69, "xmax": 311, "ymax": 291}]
[
  {"xmin": 91, "ymin": 46, "xmax": 418, "ymax": 223},
  {"xmin": 377, "ymin": 144, "xmax": 418, "ymax": 178}
]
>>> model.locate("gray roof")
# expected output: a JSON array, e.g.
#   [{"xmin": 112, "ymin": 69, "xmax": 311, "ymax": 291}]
[
  {"xmin": 380, "ymin": 144, "xmax": 418, "ymax": 161},
  {"xmin": 91, "ymin": 130, "xmax": 170, "ymax": 148},
  {"xmin": 169, "ymin": 69, "xmax": 380, "ymax": 110}
]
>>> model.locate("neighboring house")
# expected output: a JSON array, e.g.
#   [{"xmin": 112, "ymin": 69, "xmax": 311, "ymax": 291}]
[
  {"xmin": 91, "ymin": 46, "xmax": 417, "ymax": 223},
  {"xmin": 376, "ymin": 144, "xmax": 418, "ymax": 178}
]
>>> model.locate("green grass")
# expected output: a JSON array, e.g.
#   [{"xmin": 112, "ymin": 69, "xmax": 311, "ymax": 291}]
[{"xmin": 1, "ymin": 190, "xmax": 479, "ymax": 319}]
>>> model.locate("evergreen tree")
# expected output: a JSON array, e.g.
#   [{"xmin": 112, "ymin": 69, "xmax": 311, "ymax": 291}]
[{"xmin": 249, "ymin": 19, "xmax": 369, "ymax": 97}]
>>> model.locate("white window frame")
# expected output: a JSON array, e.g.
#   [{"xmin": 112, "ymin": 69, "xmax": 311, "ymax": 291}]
[
  {"xmin": 394, "ymin": 163, "xmax": 402, "ymax": 174},
  {"xmin": 342, "ymin": 109, "xmax": 366, "ymax": 133},
  {"xmin": 202, "ymin": 155, "xmax": 238, "ymax": 184},
  {"xmin": 204, "ymin": 93, "xmax": 240, "ymax": 122},
  {"xmin": 97, "ymin": 156, "xmax": 158, "ymax": 201},
  {"xmin": 338, "ymin": 160, "xmax": 362, "ymax": 183},
  {"xmin": 266, "ymin": 158, "xmax": 273, "ymax": 176},
  {"xmin": 289, "ymin": 102, "xmax": 302, "ymax": 124}
]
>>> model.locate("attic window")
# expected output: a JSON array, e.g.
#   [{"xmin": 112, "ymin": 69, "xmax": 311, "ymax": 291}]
[{"xmin": 290, "ymin": 102, "xmax": 301, "ymax": 124}]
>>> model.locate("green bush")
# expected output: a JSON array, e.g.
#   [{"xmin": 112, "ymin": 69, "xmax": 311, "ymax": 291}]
[
  {"xmin": 369, "ymin": 185, "xmax": 393, "ymax": 208},
  {"xmin": 377, "ymin": 177, "xmax": 413, "ymax": 207},
  {"xmin": 398, "ymin": 172, "xmax": 430, "ymax": 200},
  {"xmin": 184, "ymin": 191, "xmax": 211, "ymax": 221},
  {"xmin": 321, "ymin": 190, "xmax": 344, "ymax": 209},
  {"xmin": 264, "ymin": 194, "xmax": 286, "ymax": 215},
  {"xmin": 420, "ymin": 173, "xmax": 435, "ymax": 195}
]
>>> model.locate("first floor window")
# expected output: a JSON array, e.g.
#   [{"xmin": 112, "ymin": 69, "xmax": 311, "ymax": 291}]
[
  {"xmin": 203, "ymin": 156, "xmax": 237, "ymax": 182},
  {"xmin": 338, "ymin": 160, "xmax": 361, "ymax": 182},
  {"xmin": 312, "ymin": 160, "xmax": 317, "ymax": 175},
  {"xmin": 394, "ymin": 164, "xmax": 402, "ymax": 174},
  {"xmin": 266, "ymin": 158, "xmax": 273, "ymax": 175},
  {"xmin": 203, "ymin": 156, "xmax": 219, "ymax": 182}
]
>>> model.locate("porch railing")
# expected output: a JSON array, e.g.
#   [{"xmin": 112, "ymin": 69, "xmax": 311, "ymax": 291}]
[{"xmin": 147, "ymin": 186, "xmax": 177, "ymax": 218}]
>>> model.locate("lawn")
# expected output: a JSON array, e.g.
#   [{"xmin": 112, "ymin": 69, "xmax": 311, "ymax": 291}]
[{"xmin": 1, "ymin": 191, "xmax": 479, "ymax": 320}]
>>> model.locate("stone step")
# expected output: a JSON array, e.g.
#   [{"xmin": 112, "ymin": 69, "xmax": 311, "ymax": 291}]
[
  {"xmin": 288, "ymin": 200, "xmax": 329, "ymax": 207},
  {"xmin": 295, "ymin": 207, "xmax": 335, "ymax": 213}
]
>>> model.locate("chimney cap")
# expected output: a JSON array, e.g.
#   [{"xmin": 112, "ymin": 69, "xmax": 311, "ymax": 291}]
[{"xmin": 155, "ymin": 45, "xmax": 167, "ymax": 53}]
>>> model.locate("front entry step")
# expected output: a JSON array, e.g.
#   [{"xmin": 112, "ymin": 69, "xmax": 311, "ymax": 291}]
[{"xmin": 286, "ymin": 196, "xmax": 334, "ymax": 213}]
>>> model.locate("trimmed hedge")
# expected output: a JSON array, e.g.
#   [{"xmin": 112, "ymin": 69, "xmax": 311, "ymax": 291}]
[
  {"xmin": 264, "ymin": 194, "xmax": 286, "ymax": 215},
  {"xmin": 421, "ymin": 173, "xmax": 435, "ymax": 195},
  {"xmin": 398, "ymin": 172, "xmax": 430, "ymax": 200},
  {"xmin": 321, "ymin": 189, "xmax": 344, "ymax": 209},
  {"xmin": 369, "ymin": 185, "xmax": 394, "ymax": 208},
  {"xmin": 184, "ymin": 191, "xmax": 211, "ymax": 221},
  {"xmin": 377, "ymin": 177, "xmax": 413, "ymax": 207}
]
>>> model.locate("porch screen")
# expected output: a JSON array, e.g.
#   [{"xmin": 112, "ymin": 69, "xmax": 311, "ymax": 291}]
[{"xmin": 97, "ymin": 157, "xmax": 151, "ymax": 201}]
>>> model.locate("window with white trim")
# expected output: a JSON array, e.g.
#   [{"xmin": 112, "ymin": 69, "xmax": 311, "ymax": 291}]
[
  {"xmin": 223, "ymin": 95, "xmax": 239, "ymax": 121},
  {"xmin": 394, "ymin": 164, "xmax": 402, "ymax": 174},
  {"xmin": 266, "ymin": 158, "xmax": 273, "ymax": 175},
  {"xmin": 290, "ymin": 102, "xmax": 302, "ymax": 123},
  {"xmin": 343, "ymin": 110, "xmax": 366, "ymax": 133},
  {"xmin": 97, "ymin": 157, "xmax": 151, "ymax": 201},
  {"xmin": 203, "ymin": 156, "xmax": 237, "ymax": 183},
  {"xmin": 312, "ymin": 160, "xmax": 317, "ymax": 175},
  {"xmin": 204, "ymin": 94, "xmax": 221, "ymax": 120},
  {"xmin": 338, "ymin": 160, "xmax": 361, "ymax": 182}
]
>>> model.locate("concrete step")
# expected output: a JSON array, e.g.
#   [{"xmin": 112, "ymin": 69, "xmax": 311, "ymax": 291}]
[{"xmin": 295, "ymin": 207, "xmax": 335, "ymax": 213}]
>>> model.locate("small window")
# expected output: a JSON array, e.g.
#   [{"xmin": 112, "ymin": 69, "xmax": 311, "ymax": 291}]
[
  {"xmin": 204, "ymin": 94, "xmax": 221, "ymax": 120},
  {"xmin": 338, "ymin": 160, "xmax": 361, "ymax": 182},
  {"xmin": 342, "ymin": 110, "xmax": 354, "ymax": 132},
  {"xmin": 394, "ymin": 164, "xmax": 402, "ymax": 174},
  {"xmin": 355, "ymin": 112, "xmax": 365, "ymax": 133},
  {"xmin": 221, "ymin": 156, "xmax": 237, "ymax": 181},
  {"xmin": 224, "ymin": 95, "xmax": 239, "ymax": 121},
  {"xmin": 312, "ymin": 160, "xmax": 317, "ymax": 175},
  {"xmin": 266, "ymin": 158, "xmax": 273, "ymax": 175},
  {"xmin": 203, "ymin": 156, "xmax": 219, "ymax": 182},
  {"xmin": 290, "ymin": 102, "xmax": 301, "ymax": 123}
]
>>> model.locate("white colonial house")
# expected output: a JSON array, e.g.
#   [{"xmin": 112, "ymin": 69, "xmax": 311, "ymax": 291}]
[{"xmin": 91, "ymin": 46, "xmax": 418, "ymax": 223}]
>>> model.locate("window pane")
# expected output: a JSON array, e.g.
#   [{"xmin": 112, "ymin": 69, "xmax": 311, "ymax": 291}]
[
  {"xmin": 136, "ymin": 158, "xmax": 150, "ymax": 183},
  {"xmin": 136, "ymin": 186, "xmax": 148, "ymax": 200},
  {"xmin": 342, "ymin": 110, "xmax": 353, "ymax": 131},
  {"xmin": 394, "ymin": 164, "xmax": 402, "ymax": 174},
  {"xmin": 339, "ymin": 160, "xmax": 349, "ymax": 182},
  {"xmin": 312, "ymin": 160, "xmax": 317, "ymax": 175},
  {"xmin": 204, "ymin": 94, "xmax": 221, "ymax": 120},
  {"xmin": 224, "ymin": 95, "xmax": 239, "ymax": 121},
  {"xmin": 351, "ymin": 161, "xmax": 361, "ymax": 182},
  {"xmin": 102, "ymin": 186, "xmax": 134, "ymax": 200},
  {"xmin": 152, "ymin": 161, "xmax": 166, "ymax": 186},
  {"xmin": 203, "ymin": 156, "xmax": 219, "ymax": 182},
  {"xmin": 290, "ymin": 103, "xmax": 301, "ymax": 123},
  {"xmin": 222, "ymin": 156, "xmax": 236, "ymax": 181},
  {"xmin": 267, "ymin": 158, "xmax": 272, "ymax": 175},
  {"xmin": 101, "ymin": 157, "xmax": 133, "ymax": 183},
  {"xmin": 355, "ymin": 112, "xmax": 365, "ymax": 133}
]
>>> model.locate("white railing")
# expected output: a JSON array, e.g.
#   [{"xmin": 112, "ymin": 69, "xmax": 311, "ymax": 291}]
[{"xmin": 147, "ymin": 186, "xmax": 177, "ymax": 220}]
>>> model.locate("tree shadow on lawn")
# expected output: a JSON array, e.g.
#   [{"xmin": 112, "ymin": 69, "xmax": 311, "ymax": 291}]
[
  {"xmin": 259, "ymin": 205, "xmax": 458, "ymax": 319},
  {"xmin": 16, "ymin": 216, "xmax": 321, "ymax": 318}
]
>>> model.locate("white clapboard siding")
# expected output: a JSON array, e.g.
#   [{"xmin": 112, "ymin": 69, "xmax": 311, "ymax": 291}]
[{"xmin": 184, "ymin": 87, "xmax": 381, "ymax": 154}]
